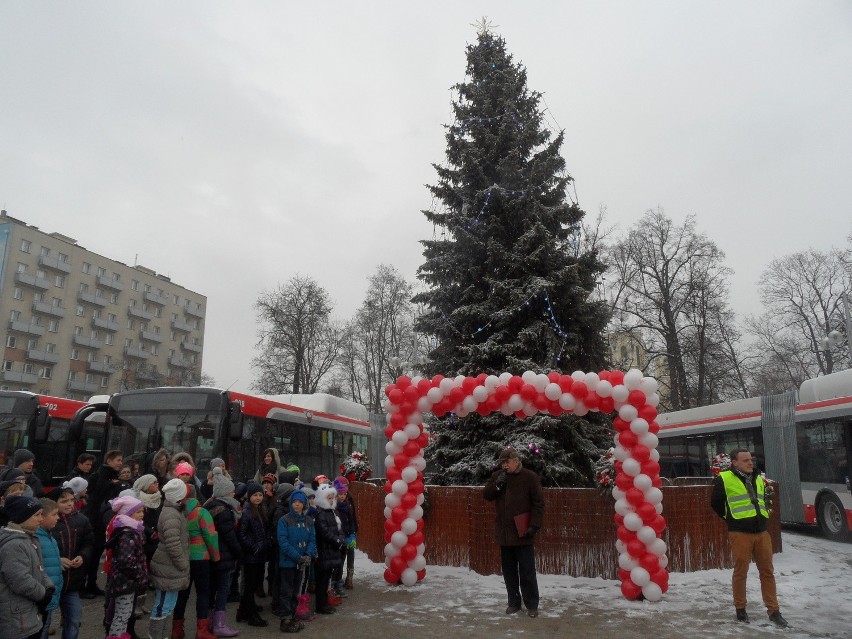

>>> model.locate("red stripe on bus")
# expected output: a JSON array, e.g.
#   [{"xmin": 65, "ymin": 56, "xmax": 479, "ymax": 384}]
[
  {"xmin": 39, "ymin": 396, "xmax": 87, "ymax": 420},
  {"xmin": 796, "ymin": 396, "xmax": 852, "ymax": 412},
  {"xmin": 658, "ymin": 411, "xmax": 761, "ymax": 431},
  {"xmin": 229, "ymin": 392, "xmax": 370, "ymax": 429}
]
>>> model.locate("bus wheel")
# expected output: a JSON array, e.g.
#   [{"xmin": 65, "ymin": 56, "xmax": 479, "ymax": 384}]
[{"xmin": 817, "ymin": 493, "xmax": 849, "ymax": 541}]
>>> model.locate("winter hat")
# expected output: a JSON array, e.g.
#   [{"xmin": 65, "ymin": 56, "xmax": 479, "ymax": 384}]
[
  {"xmin": 61, "ymin": 477, "xmax": 88, "ymax": 496},
  {"xmin": 333, "ymin": 476, "xmax": 349, "ymax": 494},
  {"xmin": 315, "ymin": 483, "xmax": 337, "ymax": 510},
  {"xmin": 314, "ymin": 474, "xmax": 329, "ymax": 485},
  {"xmin": 118, "ymin": 488, "xmax": 137, "ymax": 498},
  {"xmin": 111, "ymin": 495, "xmax": 144, "ymax": 517},
  {"xmin": 262, "ymin": 473, "xmax": 277, "ymax": 485},
  {"xmin": 289, "ymin": 490, "xmax": 308, "ymax": 508},
  {"xmin": 4, "ymin": 495, "xmax": 43, "ymax": 523},
  {"xmin": 301, "ymin": 486, "xmax": 315, "ymax": 500},
  {"xmin": 133, "ymin": 474, "xmax": 158, "ymax": 493},
  {"xmin": 234, "ymin": 482, "xmax": 248, "ymax": 501},
  {"xmin": 210, "ymin": 457, "xmax": 226, "ymax": 470},
  {"xmin": 162, "ymin": 478, "xmax": 188, "ymax": 504},
  {"xmin": 499, "ymin": 447, "xmax": 520, "ymax": 462},
  {"xmin": 276, "ymin": 482, "xmax": 296, "ymax": 502},
  {"xmin": 175, "ymin": 462, "xmax": 194, "ymax": 477},
  {"xmin": 212, "ymin": 467, "xmax": 235, "ymax": 499},
  {"xmin": 13, "ymin": 449, "xmax": 35, "ymax": 467},
  {"xmin": 0, "ymin": 480, "xmax": 24, "ymax": 496},
  {"xmin": 4, "ymin": 468, "xmax": 26, "ymax": 482},
  {"xmin": 286, "ymin": 464, "xmax": 300, "ymax": 475},
  {"xmin": 244, "ymin": 482, "xmax": 263, "ymax": 499}
]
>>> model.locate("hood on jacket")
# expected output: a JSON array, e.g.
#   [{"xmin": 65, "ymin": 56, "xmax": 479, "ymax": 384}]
[{"xmin": 315, "ymin": 483, "xmax": 337, "ymax": 510}]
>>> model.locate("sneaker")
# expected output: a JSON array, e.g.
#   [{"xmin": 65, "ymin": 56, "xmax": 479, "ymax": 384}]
[
  {"xmin": 769, "ymin": 611, "xmax": 789, "ymax": 628},
  {"xmin": 736, "ymin": 608, "xmax": 749, "ymax": 624},
  {"xmin": 506, "ymin": 606, "xmax": 521, "ymax": 614}
]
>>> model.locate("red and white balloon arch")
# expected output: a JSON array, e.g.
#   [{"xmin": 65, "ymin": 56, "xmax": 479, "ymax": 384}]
[{"xmin": 381, "ymin": 368, "xmax": 670, "ymax": 601}]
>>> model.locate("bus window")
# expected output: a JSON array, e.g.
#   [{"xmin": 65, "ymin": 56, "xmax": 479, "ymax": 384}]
[{"xmin": 798, "ymin": 420, "xmax": 847, "ymax": 484}]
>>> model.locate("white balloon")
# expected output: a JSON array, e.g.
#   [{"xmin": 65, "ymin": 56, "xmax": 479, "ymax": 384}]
[
  {"xmin": 385, "ymin": 455, "xmax": 395, "ymax": 469},
  {"xmin": 611, "ymin": 385, "xmax": 629, "ymax": 403},
  {"xmin": 417, "ymin": 543, "xmax": 426, "ymax": 556},
  {"xmin": 401, "ymin": 466, "xmax": 418, "ymax": 483},
  {"xmin": 611, "ymin": 487, "xmax": 626, "ymax": 501},
  {"xmin": 404, "ymin": 423, "xmax": 421, "ymax": 439},
  {"xmin": 596, "ymin": 380, "xmax": 613, "ymax": 398},
  {"xmin": 485, "ymin": 375, "xmax": 500, "ymax": 390},
  {"xmin": 584, "ymin": 372, "xmax": 600, "ymax": 390},
  {"xmin": 406, "ymin": 412, "xmax": 423, "ymax": 425},
  {"xmin": 630, "ymin": 566, "xmax": 650, "ymax": 587},
  {"xmin": 647, "ymin": 393, "xmax": 660, "ymax": 407},
  {"xmin": 533, "ymin": 374, "xmax": 549, "ymax": 392},
  {"xmin": 454, "ymin": 375, "xmax": 466, "ymax": 385},
  {"xmin": 639, "ymin": 377, "xmax": 659, "ymax": 395},
  {"xmin": 615, "ymin": 539, "xmax": 626, "ymax": 554},
  {"xmin": 522, "ymin": 370, "xmax": 536, "ymax": 384},
  {"xmin": 614, "ymin": 498, "xmax": 633, "ymax": 516},
  {"xmin": 416, "ymin": 493, "xmax": 425, "ymax": 505},
  {"xmin": 391, "ymin": 531, "xmax": 408, "ymax": 548},
  {"xmin": 385, "ymin": 493, "xmax": 401, "ymax": 508},
  {"xmin": 412, "ymin": 456, "xmax": 427, "ymax": 472},
  {"xmin": 650, "ymin": 448, "xmax": 660, "ymax": 462},
  {"xmin": 522, "ymin": 402, "xmax": 537, "ymax": 416},
  {"xmin": 619, "ymin": 405, "xmax": 638, "ymax": 422},
  {"xmin": 622, "ymin": 458, "xmax": 641, "ymax": 477},
  {"xmin": 400, "ymin": 568, "xmax": 418, "ymax": 586},
  {"xmin": 642, "ymin": 582, "xmax": 663, "ymax": 602},
  {"xmin": 571, "ymin": 370, "xmax": 585, "ymax": 382},
  {"xmin": 439, "ymin": 378, "xmax": 455, "ymax": 393},
  {"xmin": 645, "ymin": 487, "xmax": 663, "ymax": 505},
  {"xmin": 636, "ymin": 526, "xmax": 657, "ymax": 545},
  {"xmin": 385, "ymin": 556, "xmax": 392, "ymax": 568},
  {"xmin": 401, "ymin": 518, "xmax": 417, "ymax": 535},
  {"xmin": 417, "ymin": 397, "xmax": 432, "ymax": 413},
  {"xmin": 391, "ymin": 430, "xmax": 409, "ymax": 446},
  {"xmin": 392, "ymin": 480, "xmax": 408, "ymax": 495},
  {"xmin": 639, "ymin": 432, "xmax": 659, "ymax": 449},
  {"xmin": 456, "ymin": 408, "xmax": 469, "ymax": 418},
  {"xmin": 411, "ymin": 554, "xmax": 427, "ymax": 571},
  {"xmin": 386, "ymin": 441, "xmax": 401, "ymax": 455},
  {"xmin": 574, "ymin": 402, "xmax": 588, "ymax": 417},
  {"xmin": 385, "ymin": 400, "xmax": 399, "ymax": 414},
  {"xmin": 655, "ymin": 502, "xmax": 664, "ymax": 514},
  {"xmin": 544, "ymin": 383, "xmax": 562, "ymax": 400},
  {"xmin": 624, "ymin": 369, "xmax": 644, "ymax": 390},
  {"xmin": 426, "ymin": 387, "xmax": 443, "ymax": 403},
  {"xmin": 658, "ymin": 555, "xmax": 668, "ymax": 568},
  {"xmin": 613, "ymin": 445, "xmax": 629, "ymax": 461},
  {"xmin": 408, "ymin": 505, "xmax": 424, "ymax": 520},
  {"xmin": 384, "ymin": 543, "xmax": 401, "ymax": 558},
  {"xmin": 650, "ymin": 538, "xmax": 667, "ymax": 557},
  {"xmin": 558, "ymin": 393, "xmax": 576, "ymax": 411},
  {"xmin": 623, "ymin": 512, "xmax": 643, "ymax": 531},
  {"xmin": 498, "ymin": 372, "xmax": 513, "ymax": 385},
  {"xmin": 500, "ymin": 405, "xmax": 514, "ymax": 416},
  {"xmin": 629, "ymin": 418, "xmax": 649, "ymax": 435},
  {"xmin": 472, "ymin": 385, "xmax": 489, "ymax": 402},
  {"xmin": 384, "ymin": 506, "xmax": 392, "ymax": 519},
  {"xmin": 618, "ymin": 552, "xmax": 638, "ymax": 570},
  {"xmin": 462, "ymin": 396, "xmax": 478, "ymax": 412},
  {"xmin": 633, "ymin": 474, "xmax": 652, "ymax": 491},
  {"xmin": 507, "ymin": 394, "xmax": 524, "ymax": 412}
]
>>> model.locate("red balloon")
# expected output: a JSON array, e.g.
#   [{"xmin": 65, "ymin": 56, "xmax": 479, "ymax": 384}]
[
  {"xmin": 476, "ymin": 404, "xmax": 490, "ymax": 416},
  {"xmin": 486, "ymin": 396, "xmax": 501, "ymax": 412},
  {"xmin": 638, "ymin": 405, "xmax": 658, "ymax": 422},
  {"xmin": 408, "ymin": 531, "xmax": 424, "ymax": 547},
  {"xmin": 508, "ymin": 376, "xmax": 524, "ymax": 392},
  {"xmin": 494, "ymin": 386, "xmax": 510, "ymax": 403},
  {"xmin": 612, "ymin": 417, "xmax": 629, "ymax": 432},
  {"xmin": 384, "ymin": 531, "xmax": 392, "ymax": 543},
  {"xmin": 650, "ymin": 568, "xmax": 668, "ymax": 587},
  {"xmin": 547, "ymin": 371, "xmax": 561, "ymax": 383},
  {"xmin": 615, "ymin": 472, "xmax": 634, "ymax": 491},
  {"xmin": 637, "ymin": 503, "xmax": 657, "ymax": 523},
  {"xmin": 571, "ymin": 381, "xmax": 588, "ymax": 400},
  {"xmin": 384, "ymin": 568, "xmax": 399, "ymax": 584},
  {"xmin": 520, "ymin": 384, "xmax": 538, "ymax": 401},
  {"xmin": 408, "ymin": 480, "xmax": 424, "ymax": 495},
  {"xmin": 614, "ymin": 513, "xmax": 624, "ymax": 525},
  {"xmin": 384, "ymin": 519, "xmax": 400, "ymax": 534},
  {"xmin": 388, "ymin": 389, "xmax": 403, "ymax": 404},
  {"xmin": 650, "ymin": 515, "xmax": 667, "ymax": 533},
  {"xmin": 626, "ymin": 539, "xmax": 645, "ymax": 558},
  {"xmin": 600, "ymin": 397, "xmax": 615, "ymax": 414},
  {"xmin": 431, "ymin": 374, "xmax": 445, "ymax": 387},
  {"xmin": 393, "ymin": 453, "xmax": 410, "ymax": 469},
  {"xmin": 401, "ymin": 492, "xmax": 417, "ymax": 510},
  {"xmin": 626, "ymin": 488, "xmax": 645, "ymax": 506},
  {"xmin": 385, "ymin": 384, "xmax": 398, "ymax": 398},
  {"xmin": 514, "ymin": 410, "xmax": 526, "ymax": 419},
  {"xmin": 462, "ymin": 377, "xmax": 478, "ymax": 393},
  {"xmin": 648, "ymin": 421, "xmax": 660, "ymax": 434},
  {"xmin": 599, "ymin": 370, "xmax": 611, "ymax": 381},
  {"xmin": 432, "ymin": 404, "xmax": 447, "ymax": 418},
  {"xmin": 417, "ymin": 379, "xmax": 432, "ymax": 394},
  {"xmin": 652, "ymin": 476, "xmax": 663, "ymax": 488},
  {"xmin": 386, "ymin": 466, "xmax": 401, "ymax": 483},
  {"xmin": 416, "ymin": 569, "xmax": 426, "ymax": 581},
  {"xmin": 627, "ymin": 389, "xmax": 646, "ymax": 407},
  {"xmin": 390, "ymin": 556, "xmax": 407, "ymax": 575},
  {"xmin": 533, "ymin": 394, "xmax": 549, "ymax": 410},
  {"xmin": 584, "ymin": 393, "xmax": 600, "ymax": 410},
  {"xmin": 384, "ymin": 482, "xmax": 393, "ymax": 494},
  {"xmin": 547, "ymin": 400, "xmax": 562, "ymax": 415},
  {"xmin": 417, "ymin": 433, "xmax": 429, "ymax": 448},
  {"xmin": 404, "ymin": 385, "xmax": 420, "ymax": 402},
  {"xmin": 640, "ymin": 553, "xmax": 660, "ymax": 573},
  {"xmin": 619, "ymin": 430, "xmax": 638, "ymax": 448},
  {"xmin": 391, "ymin": 507, "xmax": 407, "ymax": 523},
  {"xmin": 558, "ymin": 375, "xmax": 574, "ymax": 392},
  {"xmin": 401, "ymin": 544, "xmax": 417, "ymax": 561},
  {"xmin": 403, "ymin": 441, "xmax": 420, "ymax": 458},
  {"xmin": 476, "ymin": 373, "xmax": 488, "ymax": 384},
  {"xmin": 384, "ymin": 426, "xmax": 396, "ymax": 440},
  {"xmin": 641, "ymin": 460, "xmax": 661, "ymax": 476},
  {"xmin": 617, "ymin": 568, "xmax": 631, "ymax": 582},
  {"xmin": 609, "ymin": 370, "xmax": 625, "ymax": 386},
  {"xmin": 632, "ymin": 445, "xmax": 651, "ymax": 463},
  {"xmin": 614, "ymin": 460, "xmax": 623, "ymax": 473},
  {"xmin": 396, "ymin": 376, "xmax": 412, "ymax": 389},
  {"xmin": 448, "ymin": 388, "xmax": 465, "ymax": 405},
  {"xmin": 621, "ymin": 579, "xmax": 642, "ymax": 600},
  {"xmin": 616, "ymin": 525, "xmax": 634, "ymax": 543},
  {"xmin": 390, "ymin": 412, "xmax": 406, "ymax": 428},
  {"xmin": 416, "ymin": 519, "xmax": 424, "ymax": 532}
]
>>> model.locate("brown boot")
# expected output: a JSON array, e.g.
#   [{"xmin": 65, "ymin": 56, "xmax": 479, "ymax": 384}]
[
  {"xmin": 171, "ymin": 618, "xmax": 185, "ymax": 639},
  {"xmin": 344, "ymin": 570, "xmax": 353, "ymax": 590}
]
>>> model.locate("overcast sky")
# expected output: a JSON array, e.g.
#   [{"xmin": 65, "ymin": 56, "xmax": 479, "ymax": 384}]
[{"xmin": 2, "ymin": 2, "xmax": 851, "ymax": 393}]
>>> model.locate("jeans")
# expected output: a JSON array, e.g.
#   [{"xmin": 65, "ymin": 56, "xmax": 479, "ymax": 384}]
[
  {"xmin": 39, "ymin": 610, "xmax": 53, "ymax": 639},
  {"xmin": 209, "ymin": 568, "xmax": 234, "ymax": 613},
  {"xmin": 59, "ymin": 591, "xmax": 83, "ymax": 639},
  {"xmin": 174, "ymin": 560, "xmax": 212, "ymax": 621},
  {"xmin": 151, "ymin": 590, "xmax": 179, "ymax": 619},
  {"xmin": 500, "ymin": 544, "xmax": 539, "ymax": 610}
]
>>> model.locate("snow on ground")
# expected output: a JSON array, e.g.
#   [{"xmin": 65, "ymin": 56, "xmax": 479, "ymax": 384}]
[{"xmin": 353, "ymin": 531, "xmax": 852, "ymax": 639}]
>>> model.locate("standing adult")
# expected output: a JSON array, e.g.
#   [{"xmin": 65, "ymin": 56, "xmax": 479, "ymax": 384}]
[
  {"xmin": 12, "ymin": 449, "xmax": 44, "ymax": 498},
  {"xmin": 82, "ymin": 449, "xmax": 124, "ymax": 598},
  {"xmin": 64, "ymin": 454, "xmax": 95, "ymax": 483},
  {"xmin": 252, "ymin": 449, "xmax": 284, "ymax": 485},
  {"xmin": 483, "ymin": 448, "xmax": 544, "ymax": 618},
  {"xmin": 710, "ymin": 449, "xmax": 789, "ymax": 628}
]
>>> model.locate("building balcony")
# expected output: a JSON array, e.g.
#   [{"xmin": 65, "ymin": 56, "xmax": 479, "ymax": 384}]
[
  {"xmin": 97, "ymin": 275, "xmax": 124, "ymax": 292},
  {"xmin": 124, "ymin": 346, "xmax": 150, "ymax": 360},
  {"xmin": 184, "ymin": 305, "xmax": 205, "ymax": 319},
  {"xmin": 77, "ymin": 291, "xmax": 107, "ymax": 307},
  {"xmin": 180, "ymin": 341, "xmax": 202, "ymax": 353},
  {"xmin": 171, "ymin": 319, "xmax": 193, "ymax": 333},
  {"xmin": 128, "ymin": 306, "xmax": 154, "ymax": 321},
  {"xmin": 140, "ymin": 330, "xmax": 164, "ymax": 344},
  {"xmin": 72, "ymin": 334, "xmax": 103, "ymax": 349},
  {"xmin": 67, "ymin": 379, "xmax": 98, "ymax": 394},
  {"xmin": 38, "ymin": 254, "xmax": 72, "ymax": 274},
  {"xmin": 92, "ymin": 317, "xmax": 120, "ymax": 332},
  {"xmin": 8, "ymin": 320, "xmax": 46, "ymax": 337},
  {"xmin": 169, "ymin": 355, "xmax": 191, "ymax": 368},
  {"xmin": 14, "ymin": 272, "xmax": 51, "ymax": 291},
  {"xmin": 1, "ymin": 370, "xmax": 38, "ymax": 385},
  {"xmin": 87, "ymin": 361, "xmax": 116, "ymax": 374},
  {"xmin": 26, "ymin": 349, "xmax": 60, "ymax": 365},
  {"xmin": 31, "ymin": 301, "xmax": 66, "ymax": 318},
  {"xmin": 144, "ymin": 291, "xmax": 168, "ymax": 306}
]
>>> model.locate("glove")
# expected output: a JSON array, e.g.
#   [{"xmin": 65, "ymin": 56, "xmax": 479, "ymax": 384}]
[
  {"xmin": 346, "ymin": 533, "xmax": 356, "ymax": 549},
  {"xmin": 522, "ymin": 525, "xmax": 540, "ymax": 539},
  {"xmin": 297, "ymin": 555, "xmax": 311, "ymax": 568},
  {"xmin": 495, "ymin": 470, "xmax": 507, "ymax": 490},
  {"xmin": 37, "ymin": 586, "xmax": 55, "ymax": 614}
]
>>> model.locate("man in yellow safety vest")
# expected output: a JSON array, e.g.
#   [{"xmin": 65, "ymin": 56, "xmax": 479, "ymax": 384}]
[{"xmin": 710, "ymin": 449, "xmax": 789, "ymax": 628}]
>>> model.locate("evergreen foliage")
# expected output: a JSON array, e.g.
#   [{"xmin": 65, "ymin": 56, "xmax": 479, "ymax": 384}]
[{"xmin": 414, "ymin": 30, "xmax": 612, "ymax": 487}]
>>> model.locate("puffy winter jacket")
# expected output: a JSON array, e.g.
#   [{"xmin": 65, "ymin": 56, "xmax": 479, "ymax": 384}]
[
  {"xmin": 0, "ymin": 525, "xmax": 55, "ymax": 639},
  {"xmin": 150, "ymin": 501, "xmax": 190, "ymax": 591},
  {"xmin": 313, "ymin": 509, "xmax": 344, "ymax": 571},
  {"xmin": 35, "ymin": 527, "xmax": 63, "ymax": 611},
  {"xmin": 105, "ymin": 524, "xmax": 148, "ymax": 597},
  {"xmin": 185, "ymin": 498, "xmax": 220, "ymax": 561},
  {"xmin": 336, "ymin": 496, "xmax": 358, "ymax": 537},
  {"xmin": 204, "ymin": 498, "xmax": 241, "ymax": 572},
  {"xmin": 277, "ymin": 511, "xmax": 316, "ymax": 568},
  {"xmin": 237, "ymin": 507, "xmax": 268, "ymax": 564},
  {"xmin": 51, "ymin": 511, "xmax": 94, "ymax": 592}
]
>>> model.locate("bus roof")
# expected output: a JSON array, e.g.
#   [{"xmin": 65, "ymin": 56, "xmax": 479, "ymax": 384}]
[{"xmin": 657, "ymin": 396, "xmax": 761, "ymax": 437}]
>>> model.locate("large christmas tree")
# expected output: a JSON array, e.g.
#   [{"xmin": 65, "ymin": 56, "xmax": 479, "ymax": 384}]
[{"xmin": 414, "ymin": 26, "xmax": 612, "ymax": 487}]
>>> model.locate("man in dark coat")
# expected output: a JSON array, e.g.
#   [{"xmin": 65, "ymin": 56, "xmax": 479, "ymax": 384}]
[
  {"xmin": 82, "ymin": 449, "xmax": 124, "ymax": 597},
  {"xmin": 483, "ymin": 447, "xmax": 544, "ymax": 618},
  {"xmin": 11, "ymin": 449, "xmax": 44, "ymax": 498}
]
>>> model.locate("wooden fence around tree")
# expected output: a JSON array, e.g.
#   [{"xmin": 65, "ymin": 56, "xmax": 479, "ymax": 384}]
[{"xmin": 348, "ymin": 481, "xmax": 781, "ymax": 579}]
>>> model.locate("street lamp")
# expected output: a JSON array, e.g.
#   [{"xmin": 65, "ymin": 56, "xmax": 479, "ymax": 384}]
[{"xmin": 821, "ymin": 292, "xmax": 852, "ymax": 366}]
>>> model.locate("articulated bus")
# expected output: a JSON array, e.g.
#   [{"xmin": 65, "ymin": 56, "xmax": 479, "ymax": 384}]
[
  {"xmin": 74, "ymin": 386, "xmax": 374, "ymax": 484},
  {"xmin": 657, "ymin": 369, "xmax": 852, "ymax": 541},
  {"xmin": 0, "ymin": 391, "xmax": 105, "ymax": 486}
]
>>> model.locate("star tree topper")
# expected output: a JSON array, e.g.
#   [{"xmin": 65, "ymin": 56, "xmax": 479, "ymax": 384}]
[{"xmin": 471, "ymin": 16, "xmax": 498, "ymax": 36}]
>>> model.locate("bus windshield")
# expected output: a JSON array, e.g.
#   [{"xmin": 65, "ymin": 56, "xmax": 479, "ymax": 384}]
[{"xmin": 0, "ymin": 415, "xmax": 31, "ymax": 467}]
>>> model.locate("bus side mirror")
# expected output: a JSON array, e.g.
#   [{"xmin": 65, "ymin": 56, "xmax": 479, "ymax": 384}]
[
  {"xmin": 33, "ymin": 407, "xmax": 51, "ymax": 444},
  {"xmin": 228, "ymin": 402, "xmax": 243, "ymax": 441}
]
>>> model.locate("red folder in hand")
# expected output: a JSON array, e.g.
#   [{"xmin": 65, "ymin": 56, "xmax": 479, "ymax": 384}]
[{"xmin": 514, "ymin": 512, "xmax": 531, "ymax": 537}]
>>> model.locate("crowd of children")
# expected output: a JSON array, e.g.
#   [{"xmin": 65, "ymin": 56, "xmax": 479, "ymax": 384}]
[{"xmin": 0, "ymin": 446, "xmax": 360, "ymax": 638}]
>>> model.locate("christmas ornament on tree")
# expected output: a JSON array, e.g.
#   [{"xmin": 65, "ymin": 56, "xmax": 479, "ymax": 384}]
[
  {"xmin": 710, "ymin": 453, "xmax": 731, "ymax": 475},
  {"xmin": 339, "ymin": 451, "xmax": 372, "ymax": 482}
]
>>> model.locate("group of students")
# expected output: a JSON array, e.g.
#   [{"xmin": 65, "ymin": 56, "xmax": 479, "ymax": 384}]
[{"xmin": 0, "ymin": 446, "xmax": 359, "ymax": 639}]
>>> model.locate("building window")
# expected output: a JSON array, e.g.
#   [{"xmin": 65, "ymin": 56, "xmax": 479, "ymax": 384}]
[
  {"xmin": 140, "ymin": 322, "xmax": 147, "ymax": 332},
  {"xmin": 85, "ymin": 373, "xmax": 95, "ymax": 384},
  {"xmin": 168, "ymin": 349, "xmax": 175, "ymax": 358},
  {"xmin": 33, "ymin": 292, "xmax": 43, "ymax": 302},
  {"xmin": 144, "ymin": 283, "xmax": 151, "ymax": 293},
  {"xmin": 6, "ymin": 336, "xmax": 17, "ymax": 348},
  {"xmin": 17, "ymin": 263, "xmax": 27, "ymax": 273},
  {"xmin": 52, "ymin": 297, "xmax": 62, "ymax": 308},
  {"xmin": 154, "ymin": 307, "xmax": 161, "ymax": 318},
  {"xmin": 173, "ymin": 295, "xmax": 180, "ymax": 305},
  {"xmin": 9, "ymin": 310, "xmax": 21, "ymax": 322},
  {"xmin": 58, "ymin": 252, "xmax": 69, "ymax": 263},
  {"xmin": 45, "ymin": 343, "xmax": 56, "ymax": 353},
  {"xmin": 40, "ymin": 246, "xmax": 50, "ymax": 257},
  {"xmin": 127, "ymin": 319, "xmax": 134, "ymax": 330},
  {"xmin": 151, "ymin": 344, "xmax": 158, "ymax": 355},
  {"xmin": 105, "ymin": 332, "xmax": 114, "ymax": 345},
  {"xmin": 104, "ymin": 355, "xmax": 112, "ymax": 365},
  {"xmin": 48, "ymin": 320, "xmax": 59, "ymax": 333},
  {"xmin": 23, "ymin": 363, "xmax": 34, "ymax": 374},
  {"xmin": 170, "ymin": 331, "xmax": 176, "ymax": 341},
  {"xmin": 110, "ymin": 293, "xmax": 118, "ymax": 304},
  {"xmin": 93, "ymin": 309, "xmax": 101, "ymax": 319},
  {"xmin": 55, "ymin": 276, "xmax": 65, "ymax": 288},
  {"xmin": 82, "ymin": 262, "xmax": 91, "ymax": 274},
  {"xmin": 20, "ymin": 239, "xmax": 31, "ymax": 253},
  {"xmin": 95, "ymin": 288, "xmax": 104, "ymax": 299},
  {"xmin": 124, "ymin": 338, "xmax": 132, "ymax": 348},
  {"xmin": 154, "ymin": 326, "xmax": 160, "ymax": 334},
  {"xmin": 97, "ymin": 267, "xmax": 106, "ymax": 277},
  {"xmin": 31, "ymin": 316, "xmax": 42, "ymax": 326},
  {"xmin": 91, "ymin": 330, "xmax": 100, "ymax": 340},
  {"xmin": 68, "ymin": 371, "xmax": 77, "ymax": 382},
  {"xmin": 76, "ymin": 305, "xmax": 84, "ymax": 317},
  {"xmin": 13, "ymin": 287, "xmax": 24, "ymax": 300},
  {"xmin": 74, "ymin": 326, "xmax": 82, "ymax": 336},
  {"xmin": 79, "ymin": 283, "xmax": 88, "ymax": 293},
  {"xmin": 2, "ymin": 361, "xmax": 12, "ymax": 372},
  {"xmin": 36, "ymin": 269, "xmax": 47, "ymax": 280},
  {"xmin": 112, "ymin": 273, "xmax": 120, "ymax": 282},
  {"xmin": 101, "ymin": 376, "xmax": 109, "ymax": 388},
  {"xmin": 39, "ymin": 367, "xmax": 52, "ymax": 379},
  {"xmin": 131, "ymin": 280, "xmax": 139, "ymax": 291},
  {"xmin": 129, "ymin": 299, "xmax": 137, "ymax": 308},
  {"xmin": 27, "ymin": 339, "xmax": 38, "ymax": 350}
]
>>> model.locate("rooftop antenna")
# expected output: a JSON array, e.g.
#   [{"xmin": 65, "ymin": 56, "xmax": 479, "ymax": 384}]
[{"xmin": 225, "ymin": 379, "xmax": 239, "ymax": 391}]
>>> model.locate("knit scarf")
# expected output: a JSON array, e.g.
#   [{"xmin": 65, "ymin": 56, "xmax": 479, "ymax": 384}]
[
  {"xmin": 113, "ymin": 514, "xmax": 144, "ymax": 533},
  {"xmin": 733, "ymin": 468, "xmax": 759, "ymax": 505},
  {"xmin": 139, "ymin": 490, "xmax": 162, "ymax": 510},
  {"xmin": 221, "ymin": 495, "xmax": 242, "ymax": 521}
]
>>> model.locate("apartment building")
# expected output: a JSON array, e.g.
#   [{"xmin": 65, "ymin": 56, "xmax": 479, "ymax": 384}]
[{"xmin": 0, "ymin": 210, "xmax": 206, "ymax": 400}]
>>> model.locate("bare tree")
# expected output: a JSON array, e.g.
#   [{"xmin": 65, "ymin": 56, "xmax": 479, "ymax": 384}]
[
  {"xmin": 607, "ymin": 209, "xmax": 746, "ymax": 409},
  {"xmin": 251, "ymin": 275, "xmax": 342, "ymax": 394}
]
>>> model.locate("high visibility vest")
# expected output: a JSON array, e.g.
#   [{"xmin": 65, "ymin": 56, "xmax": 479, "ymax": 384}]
[{"xmin": 720, "ymin": 470, "xmax": 769, "ymax": 519}]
